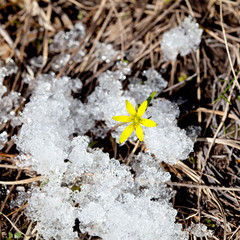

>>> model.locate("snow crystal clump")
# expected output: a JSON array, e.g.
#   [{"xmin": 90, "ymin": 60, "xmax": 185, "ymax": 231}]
[
  {"xmin": 10, "ymin": 187, "xmax": 31, "ymax": 209},
  {"xmin": 144, "ymin": 99, "xmax": 194, "ymax": 164},
  {"xmin": 127, "ymin": 77, "xmax": 148, "ymax": 103},
  {"xmin": 185, "ymin": 125, "xmax": 201, "ymax": 142},
  {"xmin": 49, "ymin": 22, "xmax": 85, "ymax": 52},
  {"xmin": 90, "ymin": 125, "xmax": 108, "ymax": 139},
  {"xmin": 87, "ymin": 68, "xmax": 137, "ymax": 141},
  {"xmin": 16, "ymin": 70, "xmax": 189, "ymax": 239},
  {"xmin": 0, "ymin": 59, "xmax": 18, "ymax": 87},
  {"xmin": 95, "ymin": 42, "xmax": 121, "ymax": 63},
  {"xmin": 0, "ymin": 60, "xmax": 18, "ymax": 98},
  {"xmin": 189, "ymin": 223, "xmax": 213, "ymax": 237},
  {"xmin": 0, "ymin": 131, "xmax": 8, "ymax": 150},
  {"xmin": 30, "ymin": 56, "xmax": 43, "ymax": 69},
  {"xmin": 26, "ymin": 179, "xmax": 77, "ymax": 240},
  {"xmin": 131, "ymin": 153, "xmax": 172, "ymax": 199},
  {"xmin": 51, "ymin": 50, "xmax": 85, "ymax": 71},
  {"xmin": 127, "ymin": 69, "xmax": 167, "ymax": 103},
  {"xmin": 115, "ymin": 61, "xmax": 131, "ymax": 77},
  {"xmin": 51, "ymin": 54, "xmax": 71, "ymax": 71},
  {"xmin": 24, "ymin": 140, "xmax": 188, "ymax": 240},
  {"xmin": 0, "ymin": 60, "xmax": 25, "ymax": 126},
  {"xmin": 161, "ymin": 16, "xmax": 203, "ymax": 60},
  {"xmin": 0, "ymin": 92, "xmax": 25, "ymax": 125},
  {"xmin": 143, "ymin": 69, "xmax": 168, "ymax": 92},
  {"xmin": 70, "ymin": 142, "xmax": 187, "ymax": 240},
  {"xmin": 16, "ymin": 74, "xmax": 75, "ymax": 176},
  {"xmin": 69, "ymin": 78, "xmax": 82, "ymax": 92},
  {"xmin": 72, "ymin": 49, "xmax": 86, "ymax": 63}
]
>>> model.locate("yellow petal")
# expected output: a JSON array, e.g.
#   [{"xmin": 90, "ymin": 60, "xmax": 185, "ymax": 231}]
[
  {"xmin": 141, "ymin": 119, "xmax": 157, "ymax": 127},
  {"xmin": 126, "ymin": 100, "xmax": 136, "ymax": 116},
  {"xmin": 112, "ymin": 116, "xmax": 132, "ymax": 122},
  {"xmin": 137, "ymin": 100, "xmax": 147, "ymax": 117},
  {"xmin": 135, "ymin": 124, "xmax": 143, "ymax": 141},
  {"xmin": 119, "ymin": 123, "xmax": 135, "ymax": 144}
]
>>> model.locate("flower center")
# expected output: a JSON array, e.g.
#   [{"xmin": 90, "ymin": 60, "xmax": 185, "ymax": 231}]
[{"xmin": 131, "ymin": 115, "xmax": 141, "ymax": 126}]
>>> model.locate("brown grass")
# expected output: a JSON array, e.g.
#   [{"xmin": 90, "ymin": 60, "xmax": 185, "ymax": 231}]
[{"xmin": 1, "ymin": 0, "xmax": 240, "ymax": 239}]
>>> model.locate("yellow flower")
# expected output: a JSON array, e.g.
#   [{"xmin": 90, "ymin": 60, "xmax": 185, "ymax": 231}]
[{"xmin": 112, "ymin": 100, "xmax": 157, "ymax": 144}]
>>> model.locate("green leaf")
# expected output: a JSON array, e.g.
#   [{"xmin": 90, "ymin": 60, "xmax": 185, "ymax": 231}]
[
  {"xmin": 14, "ymin": 232, "xmax": 22, "ymax": 239},
  {"xmin": 71, "ymin": 185, "xmax": 81, "ymax": 192},
  {"xmin": 146, "ymin": 91, "xmax": 157, "ymax": 107},
  {"xmin": 77, "ymin": 10, "xmax": 83, "ymax": 20},
  {"xmin": 135, "ymin": 103, "xmax": 140, "ymax": 111},
  {"xmin": 40, "ymin": 178, "xmax": 50, "ymax": 190},
  {"xmin": 7, "ymin": 232, "xmax": 13, "ymax": 240},
  {"xmin": 222, "ymin": 95, "xmax": 231, "ymax": 104},
  {"xmin": 88, "ymin": 141, "xmax": 98, "ymax": 148},
  {"xmin": 213, "ymin": 70, "xmax": 240, "ymax": 104},
  {"xmin": 206, "ymin": 219, "xmax": 211, "ymax": 224},
  {"xmin": 218, "ymin": 78, "xmax": 227, "ymax": 83},
  {"xmin": 188, "ymin": 156, "xmax": 195, "ymax": 164}
]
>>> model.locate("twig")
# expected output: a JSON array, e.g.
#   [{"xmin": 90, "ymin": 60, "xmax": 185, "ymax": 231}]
[
  {"xmin": 197, "ymin": 137, "xmax": 240, "ymax": 150},
  {"xmin": 110, "ymin": 0, "xmax": 125, "ymax": 61},
  {"xmin": 0, "ymin": 176, "xmax": 43, "ymax": 185},
  {"xmin": 0, "ymin": 212, "xmax": 25, "ymax": 236},
  {"xmin": 169, "ymin": 182, "xmax": 240, "ymax": 192},
  {"xmin": 126, "ymin": 140, "xmax": 140, "ymax": 165},
  {"xmin": 219, "ymin": 0, "xmax": 240, "ymax": 91}
]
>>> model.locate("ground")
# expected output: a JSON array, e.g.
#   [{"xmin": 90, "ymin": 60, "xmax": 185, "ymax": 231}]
[{"xmin": 0, "ymin": 0, "xmax": 240, "ymax": 239}]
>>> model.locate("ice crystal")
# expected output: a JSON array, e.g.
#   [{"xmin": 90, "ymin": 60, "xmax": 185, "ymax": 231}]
[
  {"xmin": 51, "ymin": 54, "xmax": 71, "ymax": 71},
  {"xmin": 0, "ymin": 60, "xmax": 25, "ymax": 126},
  {"xmin": 143, "ymin": 69, "xmax": 168, "ymax": 92},
  {"xmin": 10, "ymin": 187, "xmax": 30, "ymax": 209},
  {"xmin": 16, "ymin": 74, "xmax": 74, "ymax": 176},
  {"xmin": 70, "ymin": 140, "xmax": 187, "ymax": 240},
  {"xmin": 30, "ymin": 56, "xmax": 43, "ymax": 69},
  {"xmin": 0, "ymin": 59, "xmax": 18, "ymax": 97},
  {"xmin": 161, "ymin": 16, "xmax": 203, "ymax": 60},
  {"xmin": 26, "ymin": 179, "xmax": 77, "ymax": 240},
  {"xmin": 72, "ymin": 49, "xmax": 86, "ymax": 63},
  {"xmin": 49, "ymin": 22, "xmax": 85, "ymax": 52},
  {"xmin": 0, "ymin": 59, "xmax": 18, "ymax": 82},
  {"xmin": 90, "ymin": 125, "xmax": 108, "ymax": 139},
  {"xmin": 186, "ymin": 125, "xmax": 201, "ymax": 142},
  {"xmin": 127, "ymin": 69, "xmax": 167, "ymax": 103},
  {"xmin": 69, "ymin": 78, "xmax": 82, "ymax": 93},
  {"xmin": 0, "ymin": 131, "xmax": 8, "ymax": 150},
  {"xmin": 126, "ymin": 77, "xmax": 151, "ymax": 104},
  {"xmin": 115, "ymin": 61, "xmax": 131, "ymax": 77},
  {"xmin": 189, "ymin": 223, "xmax": 213, "ymax": 237},
  {"xmin": 95, "ymin": 42, "xmax": 121, "ymax": 63},
  {"xmin": 0, "ymin": 91, "xmax": 25, "ymax": 125},
  {"xmin": 131, "ymin": 153, "xmax": 172, "ymax": 199},
  {"xmin": 87, "ymin": 69, "xmax": 137, "ymax": 142},
  {"xmin": 15, "ymin": 69, "xmax": 192, "ymax": 239},
  {"xmin": 144, "ymin": 99, "xmax": 194, "ymax": 164},
  {"xmin": 51, "ymin": 50, "xmax": 85, "ymax": 72}
]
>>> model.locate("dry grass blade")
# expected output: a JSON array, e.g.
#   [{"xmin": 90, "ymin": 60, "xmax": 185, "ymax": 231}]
[
  {"xmin": 169, "ymin": 182, "xmax": 240, "ymax": 192},
  {"xmin": 219, "ymin": 0, "xmax": 240, "ymax": 91},
  {"xmin": 197, "ymin": 137, "xmax": 240, "ymax": 150},
  {"xmin": 1, "ymin": 0, "xmax": 240, "ymax": 239},
  {"xmin": 0, "ymin": 176, "xmax": 43, "ymax": 185},
  {"xmin": 0, "ymin": 212, "xmax": 25, "ymax": 236},
  {"xmin": 196, "ymin": 107, "xmax": 239, "ymax": 121}
]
